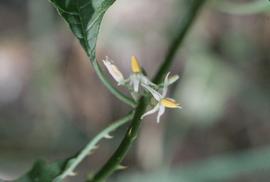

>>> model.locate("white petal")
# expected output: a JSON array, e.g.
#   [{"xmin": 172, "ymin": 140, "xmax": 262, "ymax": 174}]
[
  {"xmin": 157, "ymin": 105, "xmax": 165, "ymax": 123},
  {"xmin": 142, "ymin": 84, "xmax": 161, "ymax": 101},
  {"xmin": 141, "ymin": 75, "xmax": 149, "ymax": 84},
  {"xmin": 141, "ymin": 104, "xmax": 160, "ymax": 119},
  {"xmin": 141, "ymin": 75, "xmax": 157, "ymax": 87},
  {"xmin": 133, "ymin": 75, "xmax": 140, "ymax": 92},
  {"xmin": 168, "ymin": 75, "xmax": 179, "ymax": 85},
  {"xmin": 129, "ymin": 74, "xmax": 140, "ymax": 92},
  {"xmin": 103, "ymin": 58, "xmax": 124, "ymax": 83},
  {"xmin": 162, "ymin": 72, "xmax": 170, "ymax": 97}
]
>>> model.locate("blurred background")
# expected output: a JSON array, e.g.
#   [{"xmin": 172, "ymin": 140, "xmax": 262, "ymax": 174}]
[{"xmin": 0, "ymin": 0, "xmax": 270, "ymax": 181}]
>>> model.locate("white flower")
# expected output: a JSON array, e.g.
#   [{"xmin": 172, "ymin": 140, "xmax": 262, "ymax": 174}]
[
  {"xmin": 127, "ymin": 56, "xmax": 156, "ymax": 92},
  {"xmin": 141, "ymin": 73, "xmax": 182, "ymax": 123},
  {"xmin": 103, "ymin": 57, "xmax": 124, "ymax": 84},
  {"xmin": 103, "ymin": 56, "xmax": 155, "ymax": 92}
]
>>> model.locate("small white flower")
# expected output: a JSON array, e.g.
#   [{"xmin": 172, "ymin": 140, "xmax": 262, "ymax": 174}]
[
  {"xmin": 103, "ymin": 57, "xmax": 124, "ymax": 84},
  {"xmin": 141, "ymin": 73, "xmax": 182, "ymax": 123},
  {"xmin": 103, "ymin": 56, "xmax": 155, "ymax": 92},
  {"xmin": 127, "ymin": 56, "xmax": 155, "ymax": 92}
]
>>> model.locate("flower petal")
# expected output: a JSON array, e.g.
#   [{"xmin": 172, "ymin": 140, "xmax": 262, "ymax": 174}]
[
  {"xmin": 168, "ymin": 75, "xmax": 179, "ymax": 85},
  {"xmin": 103, "ymin": 57, "xmax": 124, "ymax": 83},
  {"xmin": 128, "ymin": 74, "xmax": 141, "ymax": 92},
  {"xmin": 157, "ymin": 105, "xmax": 165, "ymax": 123},
  {"xmin": 141, "ymin": 104, "xmax": 160, "ymax": 119},
  {"xmin": 142, "ymin": 84, "xmax": 161, "ymax": 101},
  {"xmin": 141, "ymin": 75, "xmax": 157, "ymax": 87},
  {"xmin": 133, "ymin": 75, "xmax": 140, "ymax": 92},
  {"xmin": 162, "ymin": 72, "xmax": 170, "ymax": 97}
]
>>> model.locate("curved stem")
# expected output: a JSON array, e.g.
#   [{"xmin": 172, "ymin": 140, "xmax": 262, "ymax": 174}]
[
  {"xmin": 88, "ymin": 1, "xmax": 207, "ymax": 181},
  {"xmin": 92, "ymin": 60, "xmax": 136, "ymax": 107},
  {"xmin": 153, "ymin": 0, "xmax": 207, "ymax": 84},
  {"xmin": 53, "ymin": 112, "xmax": 134, "ymax": 182}
]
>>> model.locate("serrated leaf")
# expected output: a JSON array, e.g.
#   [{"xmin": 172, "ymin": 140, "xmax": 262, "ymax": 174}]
[{"xmin": 49, "ymin": 0, "xmax": 115, "ymax": 60}]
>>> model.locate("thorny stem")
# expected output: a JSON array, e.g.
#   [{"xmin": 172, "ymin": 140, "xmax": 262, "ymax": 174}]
[
  {"xmin": 88, "ymin": 97, "xmax": 148, "ymax": 182},
  {"xmin": 53, "ymin": 112, "xmax": 134, "ymax": 182},
  {"xmin": 88, "ymin": 0, "xmax": 207, "ymax": 181},
  {"xmin": 51, "ymin": 59, "xmax": 135, "ymax": 182}
]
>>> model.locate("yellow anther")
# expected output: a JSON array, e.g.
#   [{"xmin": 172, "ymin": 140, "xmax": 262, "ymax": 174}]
[
  {"xmin": 131, "ymin": 56, "xmax": 141, "ymax": 73},
  {"xmin": 160, "ymin": 98, "xmax": 181, "ymax": 108}
]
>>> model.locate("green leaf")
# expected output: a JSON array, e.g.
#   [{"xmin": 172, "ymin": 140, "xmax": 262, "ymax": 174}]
[
  {"xmin": 49, "ymin": 0, "xmax": 115, "ymax": 60},
  {"xmin": 13, "ymin": 160, "xmax": 66, "ymax": 182},
  {"xmin": 49, "ymin": 0, "xmax": 136, "ymax": 107}
]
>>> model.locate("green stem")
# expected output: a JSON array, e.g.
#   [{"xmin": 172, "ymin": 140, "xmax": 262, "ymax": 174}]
[
  {"xmin": 88, "ymin": 0, "xmax": 207, "ymax": 181},
  {"xmin": 153, "ymin": 0, "xmax": 207, "ymax": 84},
  {"xmin": 92, "ymin": 60, "xmax": 136, "ymax": 107},
  {"xmin": 53, "ymin": 112, "xmax": 134, "ymax": 182},
  {"xmin": 88, "ymin": 97, "xmax": 148, "ymax": 182}
]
